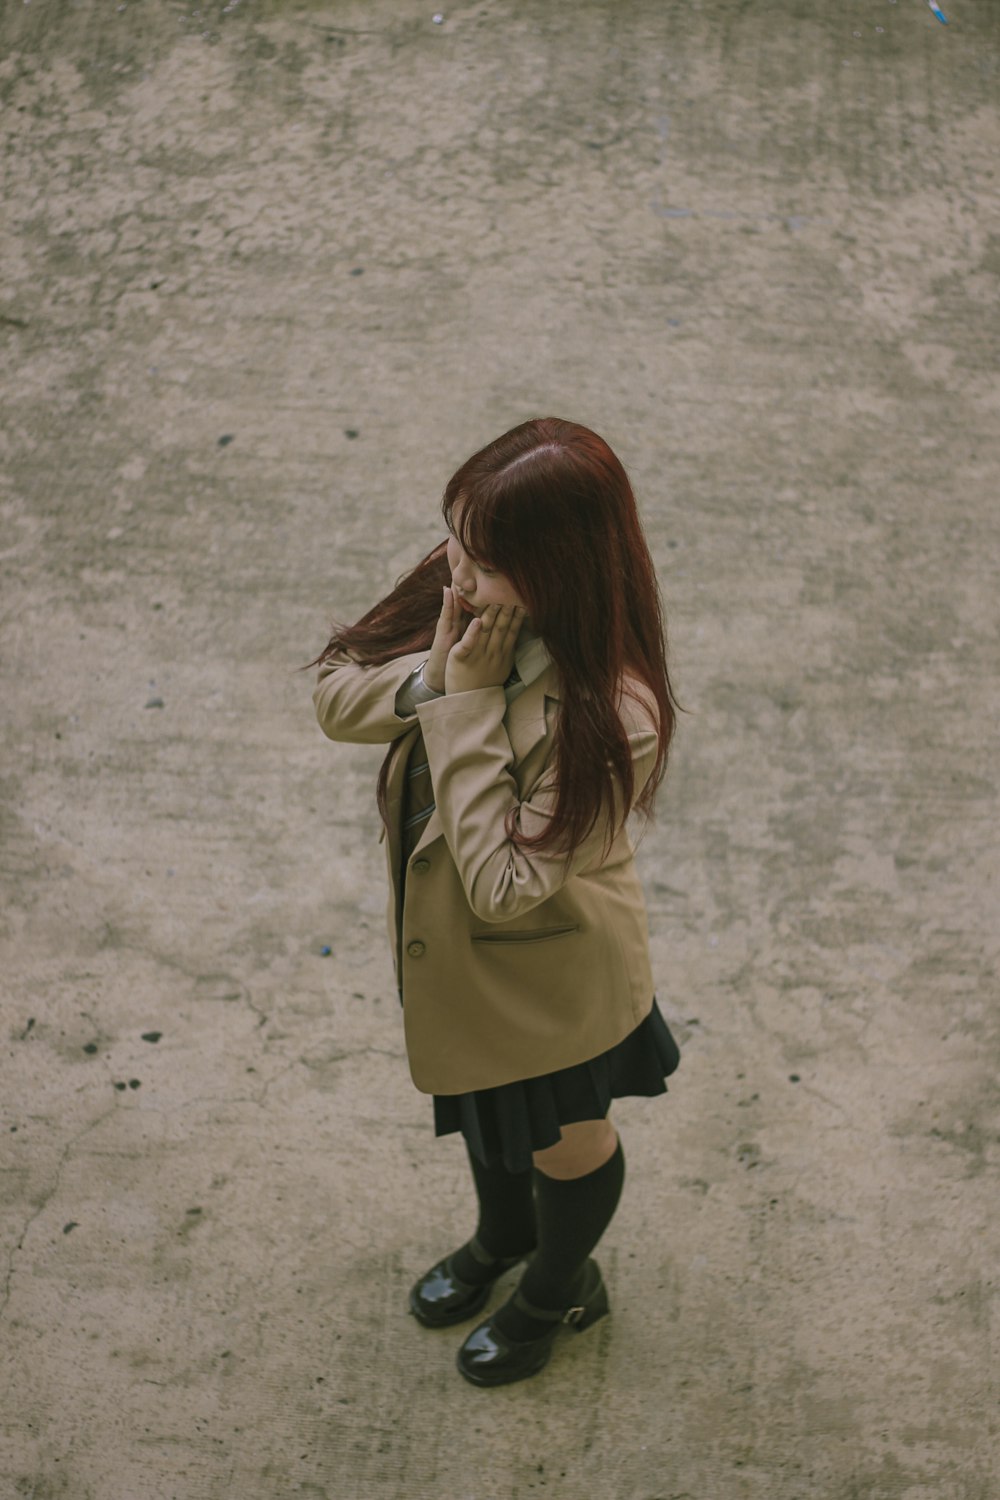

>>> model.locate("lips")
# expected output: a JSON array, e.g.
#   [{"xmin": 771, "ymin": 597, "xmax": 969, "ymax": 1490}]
[{"xmin": 455, "ymin": 593, "xmax": 477, "ymax": 614}]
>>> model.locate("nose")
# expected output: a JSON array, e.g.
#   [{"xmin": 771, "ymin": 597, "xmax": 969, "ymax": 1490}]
[
  {"xmin": 451, "ymin": 562, "xmax": 475, "ymax": 596},
  {"xmin": 447, "ymin": 536, "xmax": 473, "ymax": 596}
]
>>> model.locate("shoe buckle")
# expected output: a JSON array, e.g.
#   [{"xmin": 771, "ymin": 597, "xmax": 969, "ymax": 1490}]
[{"xmin": 562, "ymin": 1304, "xmax": 586, "ymax": 1327}]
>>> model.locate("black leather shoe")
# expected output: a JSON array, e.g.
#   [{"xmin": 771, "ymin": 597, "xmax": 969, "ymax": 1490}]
[
  {"xmin": 408, "ymin": 1236, "xmax": 527, "ymax": 1329},
  {"xmin": 456, "ymin": 1259, "xmax": 609, "ymax": 1386}
]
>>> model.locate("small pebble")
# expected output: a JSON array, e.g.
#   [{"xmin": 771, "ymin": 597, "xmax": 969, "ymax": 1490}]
[
  {"xmin": 432, "ymin": 13, "xmax": 444, "ymax": 22},
  {"xmin": 320, "ymin": 945, "xmax": 332, "ymax": 957},
  {"xmin": 218, "ymin": 434, "xmax": 234, "ymax": 447},
  {"xmin": 145, "ymin": 697, "xmax": 164, "ymax": 710},
  {"xmin": 63, "ymin": 1222, "xmax": 79, "ymax": 1234},
  {"xmin": 141, "ymin": 1031, "xmax": 162, "ymax": 1044}
]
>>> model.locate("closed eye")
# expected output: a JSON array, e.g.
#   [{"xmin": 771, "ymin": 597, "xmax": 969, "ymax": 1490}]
[{"xmin": 445, "ymin": 518, "xmax": 497, "ymax": 575}]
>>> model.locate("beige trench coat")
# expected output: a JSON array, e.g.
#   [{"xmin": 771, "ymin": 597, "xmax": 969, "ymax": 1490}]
[{"xmin": 313, "ymin": 650, "xmax": 658, "ymax": 1095}]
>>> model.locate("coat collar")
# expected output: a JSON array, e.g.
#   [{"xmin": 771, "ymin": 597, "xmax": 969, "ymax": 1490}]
[
  {"xmin": 510, "ymin": 627, "xmax": 552, "ymax": 695},
  {"xmin": 504, "ymin": 661, "xmax": 559, "ymax": 764}
]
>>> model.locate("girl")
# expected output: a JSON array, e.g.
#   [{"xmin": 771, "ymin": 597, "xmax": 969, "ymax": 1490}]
[{"xmin": 312, "ymin": 417, "xmax": 680, "ymax": 1387}]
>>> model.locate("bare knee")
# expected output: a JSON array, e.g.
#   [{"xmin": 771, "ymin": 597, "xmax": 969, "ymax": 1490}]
[{"xmin": 532, "ymin": 1118, "xmax": 618, "ymax": 1180}]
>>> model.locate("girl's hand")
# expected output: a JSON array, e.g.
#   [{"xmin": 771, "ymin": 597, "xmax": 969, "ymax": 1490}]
[
  {"xmin": 445, "ymin": 604, "xmax": 526, "ymax": 695},
  {"xmin": 424, "ymin": 587, "xmax": 462, "ymax": 692}
]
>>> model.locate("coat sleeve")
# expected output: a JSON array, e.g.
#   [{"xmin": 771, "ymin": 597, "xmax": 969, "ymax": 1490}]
[
  {"xmin": 416, "ymin": 684, "xmax": 660, "ymax": 923},
  {"xmin": 313, "ymin": 649, "xmax": 431, "ymax": 744}
]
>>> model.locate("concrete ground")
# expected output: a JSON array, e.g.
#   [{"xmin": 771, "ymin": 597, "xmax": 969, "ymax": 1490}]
[{"xmin": 2, "ymin": 1, "xmax": 998, "ymax": 1496}]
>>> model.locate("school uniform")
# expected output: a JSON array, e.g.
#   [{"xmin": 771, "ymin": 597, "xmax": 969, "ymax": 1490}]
[{"xmin": 313, "ymin": 633, "xmax": 678, "ymax": 1170}]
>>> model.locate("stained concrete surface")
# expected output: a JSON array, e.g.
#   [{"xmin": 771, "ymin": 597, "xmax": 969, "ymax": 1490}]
[{"xmin": 1, "ymin": 1, "xmax": 998, "ymax": 1496}]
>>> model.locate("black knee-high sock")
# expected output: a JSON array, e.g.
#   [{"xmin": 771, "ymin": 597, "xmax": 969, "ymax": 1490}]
[
  {"xmin": 449, "ymin": 1148, "xmax": 537, "ymax": 1285},
  {"xmin": 494, "ymin": 1139, "xmax": 625, "ymax": 1339}
]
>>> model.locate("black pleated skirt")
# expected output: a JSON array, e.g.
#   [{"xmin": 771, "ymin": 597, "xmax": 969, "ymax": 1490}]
[{"xmin": 432, "ymin": 998, "xmax": 680, "ymax": 1172}]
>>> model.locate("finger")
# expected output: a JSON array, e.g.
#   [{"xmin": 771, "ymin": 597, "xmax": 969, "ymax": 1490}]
[
  {"xmin": 436, "ymin": 588, "xmax": 461, "ymax": 646},
  {"xmin": 489, "ymin": 604, "xmax": 519, "ymax": 646},
  {"xmin": 499, "ymin": 608, "xmax": 525, "ymax": 661},
  {"xmin": 481, "ymin": 608, "xmax": 506, "ymax": 650},
  {"xmin": 451, "ymin": 617, "xmax": 481, "ymax": 656}
]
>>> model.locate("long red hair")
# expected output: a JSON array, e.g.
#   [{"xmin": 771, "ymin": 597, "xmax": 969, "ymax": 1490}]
[{"xmin": 315, "ymin": 418, "xmax": 678, "ymax": 855}]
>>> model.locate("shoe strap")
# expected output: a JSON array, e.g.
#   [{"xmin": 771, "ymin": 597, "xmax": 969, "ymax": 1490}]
[
  {"xmin": 511, "ymin": 1288, "xmax": 585, "ymax": 1326},
  {"xmin": 466, "ymin": 1235, "xmax": 521, "ymax": 1270}
]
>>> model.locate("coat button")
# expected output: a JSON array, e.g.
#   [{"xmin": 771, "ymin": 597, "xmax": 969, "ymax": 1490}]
[
  {"xmin": 406, "ymin": 940, "xmax": 426, "ymax": 958},
  {"xmin": 411, "ymin": 858, "xmax": 430, "ymax": 874}
]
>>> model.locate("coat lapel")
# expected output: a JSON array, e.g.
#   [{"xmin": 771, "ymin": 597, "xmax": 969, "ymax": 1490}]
[{"xmin": 505, "ymin": 673, "xmax": 556, "ymax": 769}]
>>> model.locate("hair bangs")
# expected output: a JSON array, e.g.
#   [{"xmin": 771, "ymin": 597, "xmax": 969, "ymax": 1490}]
[{"xmin": 443, "ymin": 481, "xmax": 509, "ymax": 572}]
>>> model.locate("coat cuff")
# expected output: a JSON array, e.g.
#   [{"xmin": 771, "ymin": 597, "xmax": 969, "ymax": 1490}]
[
  {"xmin": 415, "ymin": 684, "xmax": 508, "ymax": 735},
  {"xmin": 394, "ymin": 662, "xmax": 444, "ymax": 718}
]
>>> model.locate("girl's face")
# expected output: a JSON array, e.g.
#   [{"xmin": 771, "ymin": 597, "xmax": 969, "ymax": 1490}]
[{"xmin": 445, "ymin": 524, "xmax": 528, "ymax": 619}]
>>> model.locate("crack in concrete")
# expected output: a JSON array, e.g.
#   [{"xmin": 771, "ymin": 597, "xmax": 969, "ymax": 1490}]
[{"xmin": 0, "ymin": 1101, "xmax": 119, "ymax": 1325}]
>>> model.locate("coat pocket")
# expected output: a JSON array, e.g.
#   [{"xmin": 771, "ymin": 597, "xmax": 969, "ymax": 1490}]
[{"xmin": 471, "ymin": 924, "xmax": 579, "ymax": 945}]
